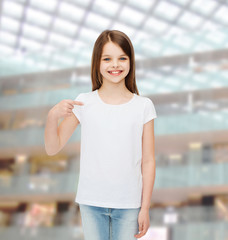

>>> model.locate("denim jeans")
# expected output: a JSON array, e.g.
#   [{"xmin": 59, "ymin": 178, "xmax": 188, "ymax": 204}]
[{"xmin": 79, "ymin": 203, "xmax": 141, "ymax": 240}]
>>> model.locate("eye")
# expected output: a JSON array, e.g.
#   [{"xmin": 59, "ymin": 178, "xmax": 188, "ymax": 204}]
[
  {"xmin": 120, "ymin": 57, "xmax": 127, "ymax": 60},
  {"xmin": 103, "ymin": 58, "xmax": 110, "ymax": 61}
]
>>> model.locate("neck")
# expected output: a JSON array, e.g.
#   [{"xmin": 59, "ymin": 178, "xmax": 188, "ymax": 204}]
[{"xmin": 98, "ymin": 81, "xmax": 130, "ymax": 97}]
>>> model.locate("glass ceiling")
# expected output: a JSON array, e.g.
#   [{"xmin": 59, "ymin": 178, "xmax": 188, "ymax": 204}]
[{"xmin": 0, "ymin": 0, "xmax": 228, "ymax": 77}]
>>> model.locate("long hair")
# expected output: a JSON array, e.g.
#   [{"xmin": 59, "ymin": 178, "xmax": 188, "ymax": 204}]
[{"xmin": 91, "ymin": 30, "xmax": 139, "ymax": 95}]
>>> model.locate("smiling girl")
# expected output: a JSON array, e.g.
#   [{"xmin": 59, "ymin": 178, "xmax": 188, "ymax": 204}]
[{"xmin": 44, "ymin": 30, "xmax": 157, "ymax": 240}]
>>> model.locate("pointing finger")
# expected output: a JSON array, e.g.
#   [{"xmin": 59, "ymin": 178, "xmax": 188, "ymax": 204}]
[{"xmin": 73, "ymin": 100, "xmax": 84, "ymax": 105}]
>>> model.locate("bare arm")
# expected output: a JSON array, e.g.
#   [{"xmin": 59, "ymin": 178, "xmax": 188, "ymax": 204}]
[
  {"xmin": 44, "ymin": 111, "xmax": 80, "ymax": 156},
  {"xmin": 44, "ymin": 99, "xmax": 83, "ymax": 156},
  {"xmin": 135, "ymin": 119, "xmax": 156, "ymax": 239},
  {"xmin": 58, "ymin": 113, "xmax": 80, "ymax": 152},
  {"xmin": 141, "ymin": 119, "xmax": 156, "ymax": 210},
  {"xmin": 44, "ymin": 109, "xmax": 60, "ymax": 156}
]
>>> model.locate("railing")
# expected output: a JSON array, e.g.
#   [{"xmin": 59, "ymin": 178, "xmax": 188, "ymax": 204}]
[
  {"xmin": 1, "ymin": 162, "xmax": 228, "ymax": 195},
  {"xmin": 1, "ymin": 109, "xmax": 228, "ymax": 148},
  {"xmin": 156, "ymin": 162, "xmax": 228, "ymax": 188},
  {"xmin": 0, "ymin": 225, "xmax": 84, "ymax": 240},
  {"xmin": 150, "ymin": 206, "xmax": 225, "ymax": 224},
  {"xmin": 0, "ymin": 220, "xmax": 228, "ymax": 240},
  {"xmin": 172, "ymin": 221, "xmax": 228, "ymax": 240}
]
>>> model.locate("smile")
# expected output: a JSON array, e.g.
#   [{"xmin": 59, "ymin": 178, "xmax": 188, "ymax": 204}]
[{"xmin": 108, "ymin": 70, "xmax": 123, "ymax": 75}]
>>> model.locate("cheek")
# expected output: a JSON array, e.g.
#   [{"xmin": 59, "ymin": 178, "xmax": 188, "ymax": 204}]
[
  {"xmin": 100, "ymin": 63, "xmax": 105, "ymax": 73},
  {"xmin": 100, "ymin": 64, "xmax": 109, "ymax": 77},
  {"xmin": 125, "ymin": 62, "xmax": 130, "ymax": 72},
  {"xmin": 100, "ymin": 62, "xmax": 108, "ymax": 71}
]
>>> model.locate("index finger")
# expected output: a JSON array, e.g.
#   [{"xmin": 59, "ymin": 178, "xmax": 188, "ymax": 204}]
[{"xmin": 72, "ymin": 100, "xmax": 84, "ymax": 105}]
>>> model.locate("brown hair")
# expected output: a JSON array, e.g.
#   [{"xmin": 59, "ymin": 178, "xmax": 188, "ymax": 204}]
[{"xmin": 91, "ymin": 30, "xmax": 139, "ymax": 95}]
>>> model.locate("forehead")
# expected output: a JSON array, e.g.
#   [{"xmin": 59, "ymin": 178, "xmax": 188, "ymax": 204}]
[{"xmin": 102, "ymin": 41, "xmax": 125, "ymax": 55}]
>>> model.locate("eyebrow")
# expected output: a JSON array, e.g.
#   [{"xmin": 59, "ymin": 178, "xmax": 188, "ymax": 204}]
[{"xmin": 101, "ymin": 54, "xmax": 127, "ymax": 57}]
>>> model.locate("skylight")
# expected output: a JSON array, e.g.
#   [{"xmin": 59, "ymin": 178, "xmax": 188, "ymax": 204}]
[
  {"xmin": 30, "ymin": 0, "xmax": 58, "ymax": 13},
  {"xmin": 26, "ymin": 7, "xmax": 52, "ymax": 28},
  {"xmin": 154, "ymin": 1, "xmax": 181, "ymax": 21},
  {"xmin": 53, "ymin": 17, "xmax": 78, "ymax": 36},
  {"xmin": 118, "ymin": 6, "xmax": 145, "ymax": 27},
  {"xmin": 2, "ymin": 1, "xmax": 24, "ymax": 19},
  {"xmin": 22, "ymin": 23, "xmax": 47, "ymax": 41},
  {"xmin": 1, "ymin": 16, "xmax": 20, "ymax": 33},
  {"xmin": 0, "ymin": 0, "xmax": 227, "ymax": 83},
  {"xmin": 144, "ymin": 17, "xmax": 169, "ymax": 33}
]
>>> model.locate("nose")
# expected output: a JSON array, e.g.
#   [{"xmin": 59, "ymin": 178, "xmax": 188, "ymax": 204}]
[{"xmin": 112, "ymin": 59, "xmax": 119, "ymax": 68}]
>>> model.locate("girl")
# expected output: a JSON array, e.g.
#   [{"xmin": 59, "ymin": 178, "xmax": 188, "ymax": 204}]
[{"xmin": 44, "ymin": 30, "xmax": 157, "ymax": 240}]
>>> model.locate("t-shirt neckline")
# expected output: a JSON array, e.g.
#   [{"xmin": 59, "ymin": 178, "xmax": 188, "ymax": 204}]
[{"xmin": 95, "ymin": 89, "xmax": 136, "ymax": 106}]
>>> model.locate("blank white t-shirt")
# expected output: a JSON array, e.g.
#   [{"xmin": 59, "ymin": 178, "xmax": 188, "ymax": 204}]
[{"xmin": 72, "ymin": 89, "xmax": 157, "ymax": 208}]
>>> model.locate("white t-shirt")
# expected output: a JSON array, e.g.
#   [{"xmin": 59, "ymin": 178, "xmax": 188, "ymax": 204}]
[{"xmin": 72, "ymin": 89, "xmax": 157, "ymax": 208}]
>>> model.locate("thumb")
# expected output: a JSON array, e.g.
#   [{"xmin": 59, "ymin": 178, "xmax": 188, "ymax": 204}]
[{"xmin": 73, "ymin": 100, "xmax": 84, "ymax": 105}]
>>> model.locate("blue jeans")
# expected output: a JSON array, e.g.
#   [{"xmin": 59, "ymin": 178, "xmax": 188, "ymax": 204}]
[{"xmin": 79, "ymin": 204, "xmax": 141, "ymax": 240}]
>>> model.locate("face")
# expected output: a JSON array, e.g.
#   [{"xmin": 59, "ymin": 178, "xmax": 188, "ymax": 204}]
[{"xmin": 99, "ymin": 41, "xmax": 130, "ymax": 84}]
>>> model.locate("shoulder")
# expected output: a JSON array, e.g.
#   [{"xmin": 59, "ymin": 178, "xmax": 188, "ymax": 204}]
[
  {"xmin": 74, "ymin": 90, "xmax": 96, "ymax": 103},
  {"xmin": 75, "ymin": 91, "xmax": 94, "ymax": 98},
  {"xmin": 135, "ymin": 94, "xmax": 155, "ymax": 106}
]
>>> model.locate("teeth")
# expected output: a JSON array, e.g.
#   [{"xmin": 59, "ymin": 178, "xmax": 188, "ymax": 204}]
[{"xmin": 109, "ymin": 71, "xmax": 121, "ymax": 73}]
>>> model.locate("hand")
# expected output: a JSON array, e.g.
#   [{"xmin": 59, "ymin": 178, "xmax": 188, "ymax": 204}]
[
  {"xmin": 50, "ymin": 99, "xmax": 84, "ymax": 119},
  {"xmin": 134, "ymin": 208, "xmax": 150, "ymax": 239}
]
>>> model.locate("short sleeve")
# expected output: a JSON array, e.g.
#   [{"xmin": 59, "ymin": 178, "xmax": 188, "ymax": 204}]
[
  {"xmin": 72, "ymin": 93, "xmax": 84, "ymax": 123},
  {"xmin": 143, "ymin": 98, "xmax": 157, "ymax": 124}
]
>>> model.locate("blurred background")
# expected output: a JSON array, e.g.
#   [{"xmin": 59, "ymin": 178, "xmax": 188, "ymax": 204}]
[{"xmin": 0, "ymin": 0, "xmax": 228, "ymax": 239}]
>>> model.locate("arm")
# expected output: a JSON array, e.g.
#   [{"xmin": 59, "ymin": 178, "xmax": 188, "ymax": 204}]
[
  {"xmin": 44, "ymin": 110, "xmax": 80, "ymax": 156},
  {"xmin": 44, "ymin": 109, "xmax": 60, "ymax": 156},
  {"xmin": 135, "ymin": 119, "xmax": 156, "ymax": 239},
  {"xmin": 141, "ymin": 119, "xmax": 156, "ymax": 210}
]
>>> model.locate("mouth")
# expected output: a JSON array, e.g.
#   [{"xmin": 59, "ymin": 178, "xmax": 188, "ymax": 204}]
[{"xmin": 108, "ymin": 70, "xmax": 123, "ymax": 76}]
